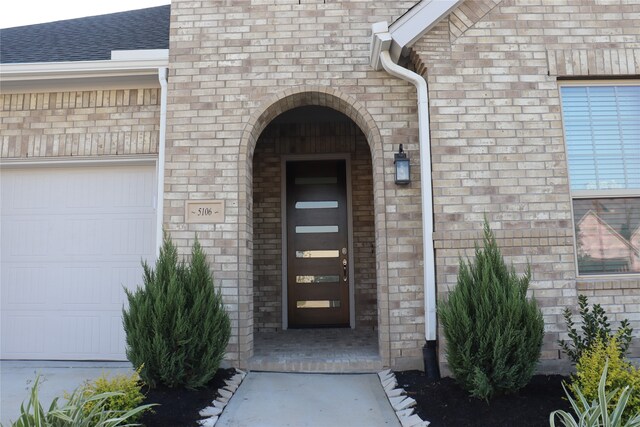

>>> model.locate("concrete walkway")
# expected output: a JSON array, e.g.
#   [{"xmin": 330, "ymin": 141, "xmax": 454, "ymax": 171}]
[
  {"xmin": 2, "ymin": 364, "xmax": 400, "ymax": 427},
  {"xmin": 217, "ymin": 372, "xmax": 400, "ymax": 427},
  {"xmin": 1, "ymin": 361, "xmax": 133, "ymax": 426}
]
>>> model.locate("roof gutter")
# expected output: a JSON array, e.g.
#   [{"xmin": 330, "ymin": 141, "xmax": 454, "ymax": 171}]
[
  {"xmin": 0, "ymin": 55, "xmax": 169, "ymax": 81},
  {"xmin": 0, "ymin": 50, "xmax": 169, "ymax": 93},
  {"xmin": 369, "ymin": 1, "xmax": 460, "ymax": 376}
]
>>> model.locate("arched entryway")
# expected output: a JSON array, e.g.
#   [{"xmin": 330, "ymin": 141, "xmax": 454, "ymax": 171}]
[{"xmin": 237, "ymin": 87, "xmax": 390, "ymax": 371}]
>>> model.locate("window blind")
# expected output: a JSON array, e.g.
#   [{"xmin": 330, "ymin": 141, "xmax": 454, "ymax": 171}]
[{"xmin": 561, "ymin": 85, "xmax": 640, "ymax": 191}]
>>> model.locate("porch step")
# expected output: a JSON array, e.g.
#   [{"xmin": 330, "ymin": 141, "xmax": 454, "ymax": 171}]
[{"xmin": 247, "ymin": 355, "xmax": 384, "ymax": 373}]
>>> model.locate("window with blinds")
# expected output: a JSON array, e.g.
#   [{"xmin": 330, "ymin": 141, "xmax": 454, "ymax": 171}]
[{"xmin": 560, "ymin": 84, "xmax": 640, "ymax": 276}]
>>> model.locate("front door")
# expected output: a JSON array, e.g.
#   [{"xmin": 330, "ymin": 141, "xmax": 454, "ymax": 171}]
[{"xmin": 286, "ymin": 159, "xmax": 350, "ymax": 328}]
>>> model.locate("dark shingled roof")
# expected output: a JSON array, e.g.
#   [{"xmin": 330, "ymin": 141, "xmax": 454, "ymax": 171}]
[{"xmin": 0, "ymin": 5, "xmax": 170, "ymax": 64}]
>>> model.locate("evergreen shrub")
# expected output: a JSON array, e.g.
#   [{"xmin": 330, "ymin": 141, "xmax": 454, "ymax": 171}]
[
  {"xmin": 123, "ymin": 234, "xmax": 231, "ymax": 389},
  {"xmin": 559, "ymin": 294, "xmax": 633, "ymax": 364},
  {"xmin": 438, "ymin": 220, "xmax": 544, "ymax": 400}
]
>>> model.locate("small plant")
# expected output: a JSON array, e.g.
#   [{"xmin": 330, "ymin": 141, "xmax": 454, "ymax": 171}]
[
  {"xmin": 559, "ymin": 294, "xmax": 633, "ymax": 364},
  {"xmin": 550, "ymin": 362, "xmax": 640, "ymax": 427},
  {"xmin": 80, "ymin": 369, "xmax": 147, "ymax": 421},
  {"xmin": 123, "ymin": 234, "xmax": 231, "ymax": 389},
  {"xmin": 10, "ymin": 375, "xmax": 155, "ymax": 427},
  {"xmin": 438, "ymin": 219, "xmax": 544, "ymax": 400},
  {"xmin": 569, "ymin": 337, "xmax": 640, "ymax": 422}
]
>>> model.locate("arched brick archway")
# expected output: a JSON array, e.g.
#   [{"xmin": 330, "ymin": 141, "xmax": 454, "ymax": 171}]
[
  {"xmin": 236, "ymin": 86, "xmax": 391, "ymax": 368},
  {"xmin": 240, "ymin": 86, "xmax": 384, "ymax": 163}
]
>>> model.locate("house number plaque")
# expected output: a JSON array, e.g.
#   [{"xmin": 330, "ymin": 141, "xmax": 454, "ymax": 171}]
[{"xmin": 185, "ymin": 200, "xmax": 224, "ymax": 223}]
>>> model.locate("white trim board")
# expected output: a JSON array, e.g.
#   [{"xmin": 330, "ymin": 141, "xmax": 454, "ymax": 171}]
[{"xmin": 0, "ymin": 155, "xmax": 157, "ymax": 168}]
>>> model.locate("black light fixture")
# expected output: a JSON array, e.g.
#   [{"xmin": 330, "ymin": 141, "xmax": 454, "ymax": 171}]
[{"xmin": 394, "ymin": 144, "xmax": 410, "ymax": 185}]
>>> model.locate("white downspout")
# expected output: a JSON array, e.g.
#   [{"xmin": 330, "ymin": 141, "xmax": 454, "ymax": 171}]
[
  {"xmin": 378, "ymin": 51, "xmax": 436, "ymax": 345},
  {"xmin": 156, "ymin": 67, "xmax": 168, "ymax": 257},
  {"xmin": 370, "ymin": 22, "xmax": 439, "ymax": 376}
]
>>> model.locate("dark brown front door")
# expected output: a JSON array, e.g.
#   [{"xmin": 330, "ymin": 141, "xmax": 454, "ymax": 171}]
[{"xmin": 286, "ymin": 159, "xmax": 350, "ymax": 328}]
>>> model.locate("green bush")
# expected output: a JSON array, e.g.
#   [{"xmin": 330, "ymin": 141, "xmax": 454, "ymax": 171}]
[
  {"xmin": 80, "ymin": 369, "xmax": 147, "ymax": 421},
  {"xmin": 550, "ymin": 361, "xmax": 640, "ymax": 427},
  {"xmin": 123, "ymin": 234, "xmax": 231, "ymax": 389},
  {"xmin": 438, "ymin": 220, "xmax": 544, "ymax": 400},
  {"xmin": 559, "ymin": 294, "xmax": 633, "ymax": 364},
  {"xmin": 10, "ymin": 375, "xmax": 155, "ymax": 427},
  {"xmin": 569, "ymin": 337, "xmax": 640, "ymax": 423}
]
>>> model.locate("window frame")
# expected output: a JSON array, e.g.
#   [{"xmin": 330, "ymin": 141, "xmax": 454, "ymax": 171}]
[{"xmin": 559, "ymin": 79, "xmax": 640, "ymax": 279}]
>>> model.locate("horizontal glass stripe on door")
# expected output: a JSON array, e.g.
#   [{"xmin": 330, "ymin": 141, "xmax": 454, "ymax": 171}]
[
  {"xmin": 296, "ymin": 300, "xmax": 341, "ymax": 309},
  {"xmin": 295, "ymin": 225, "xmax": 338, "ymax": 233},
  {"xmin": 295, "ymin": 177, "xmax": 338, "ymax": 185},
  {"xmin": 295, "ymin": 201, "xmax": 338, "ymax": 209},
  {"xmin": 296, "ymin": 275, "xmax": 340, "ymax": 283},
  {"xmin": 295, "ymin": 250, "xmax": 339, "ymax": 258}
]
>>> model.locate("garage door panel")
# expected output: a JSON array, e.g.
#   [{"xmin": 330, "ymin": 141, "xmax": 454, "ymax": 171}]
[
  {"xmin": 58, "ymin": 314, "xmax": 102, "ymax": 356},
  {"xmin": 62, "ymin": 266, "xmax": 107, "ymax": 305},
  {"xmin": 112, "ymin": 170, "xmax": 156, "ymax": 208},
  {"xmin": 2, "ymin": 173, "xmax": 51, "ymax": 211},
  {"xmin": 2, "ymin": 220, "xmax": 53, "ymax": 257},
  {"xmin": 2, "ymin": 314, "xmax": 48, "ymax": 356},
  {"xmin": 112, "ymin": 217, "xmax": 156, "ymax": 255},
  {"xmin": 1, "ymin": 266, "xmax": 50, "ymax": 305},
  {"xmin": 1, "ymin": 164, "xmax": 156, "ymax": 360}
]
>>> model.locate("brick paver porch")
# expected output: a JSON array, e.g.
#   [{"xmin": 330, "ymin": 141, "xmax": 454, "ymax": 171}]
[{"xmin": 248, "ymin": 329, "xmax": 382, "ymax": 373}]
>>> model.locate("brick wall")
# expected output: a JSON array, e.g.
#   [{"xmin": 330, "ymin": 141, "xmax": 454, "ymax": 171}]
[
  {"xmin": 413, "ymin": 0, "xmax": 640, "ymax": 370},
  {"xmin": 253, "ymin": 117, "xmax": 377, "ymax": 332},
  {"xmin": 1, "ymin": 89, "xmax": 160, "ymax": 158},
  {"xmin": 166, "ymin": 0, "xmax": 426, "ymax": 369},
  {"xmin": 3, "ymin": 0, "xmax": 638, "ymax": 373}
]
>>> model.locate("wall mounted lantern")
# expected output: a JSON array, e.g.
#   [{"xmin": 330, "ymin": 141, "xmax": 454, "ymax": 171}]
[{"xmin": 394, "ymin": 144, "xmax": 410, "ymax": 185}]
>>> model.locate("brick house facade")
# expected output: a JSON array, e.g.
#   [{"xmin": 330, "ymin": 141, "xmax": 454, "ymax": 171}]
[{"xmin": 1, "ymin": 0, "xmax": 638, "ymax": 372}]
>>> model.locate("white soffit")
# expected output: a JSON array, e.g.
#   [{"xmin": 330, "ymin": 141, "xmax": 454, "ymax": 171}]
[{"xmin": 388, "ymin": 0, "xmax": 463, "ymax": 62}]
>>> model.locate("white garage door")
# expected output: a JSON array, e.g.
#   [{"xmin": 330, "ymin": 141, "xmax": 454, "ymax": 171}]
[{"xmin": 1, "ymin": 164, "xmax": 157, "ymax": 360}]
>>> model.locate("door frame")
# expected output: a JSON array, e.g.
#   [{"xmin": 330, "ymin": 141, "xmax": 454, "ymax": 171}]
[{"xmin": 280, "ymin": 153, "xmax": 356, "ymax": 329}]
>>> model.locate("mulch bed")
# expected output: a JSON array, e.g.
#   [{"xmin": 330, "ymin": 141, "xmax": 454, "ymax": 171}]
[
  {"xmin": 138, "ymin": 368, "xmax": 236, "ymax": 427},
  {"xmin": 136, "ymin": 368, "xmax": 571, "ymax": 426},
  {"xmin": 395, "ymin": 371, "xmax": 573, "ymax": 427}
]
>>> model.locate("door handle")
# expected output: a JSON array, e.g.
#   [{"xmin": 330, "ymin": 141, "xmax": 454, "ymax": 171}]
[{"xmin": 342, "ymin": 258, "xmax": 348, "ymax": 282}]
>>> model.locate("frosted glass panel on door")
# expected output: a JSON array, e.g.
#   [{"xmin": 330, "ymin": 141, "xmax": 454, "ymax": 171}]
[
  {"xmin": 295, "ymin": 201, "xmax": 338, "ymax": 209},
  {"xmin": 295, "ymin": 177, "xmax": 338, "ymax": 185},
  {"xmin": 296, "ymin": 250, "xmax": 339, "ymax": 258},
  {"xmin": 296, "ymin": 300, "xmax": 341, "ymax": 308},
  {"xmin": 295, "ymin": 226, "xmax": 338, "ymax": 233},
  {"xmin": 296, "ymin": 275, "xmax": 340, "ymax": 284}
]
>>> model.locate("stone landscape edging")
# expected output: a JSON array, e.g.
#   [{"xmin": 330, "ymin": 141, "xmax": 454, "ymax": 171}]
[
  {"xmin": 378, "ymin": 369, "xmax": 430, "ymax": 427},
  {"xmin": 197, "ymin": 368, "xmax": 247, "ymax": 427}
]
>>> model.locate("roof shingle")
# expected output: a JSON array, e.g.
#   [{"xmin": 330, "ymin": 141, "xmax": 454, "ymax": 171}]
[{"xmin": 0, "ymin": 5, "xmax": 170, "ymax": 64}]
